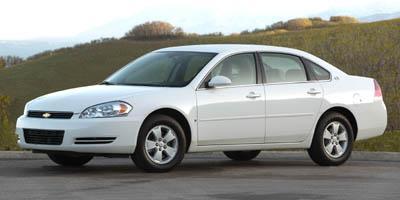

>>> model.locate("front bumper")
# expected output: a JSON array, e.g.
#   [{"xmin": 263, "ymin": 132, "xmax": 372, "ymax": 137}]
[{"xmin": 16, "ymin": 115, "xmax": 141, "ymax": 154}]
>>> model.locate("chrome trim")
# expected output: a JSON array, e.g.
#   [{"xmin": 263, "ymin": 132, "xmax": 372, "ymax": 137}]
[
  {"xmin": 196, "ymin": 50, "xmax": 334, "ymax": 90},
  {"xmin": 42, "ymin": 113, "xmax": 51, "ymax": 118},
  {"xmin": 263, "ymin": 79, "xmax": 332, "ymax": 86},
  {"xmin": 199, "ymin": 115, "xmax": 266, "ymax": 122},
  {"xmin": 266, "ymin": 113, "xmax": 314, "ymax": 118},
  {"xmin": 196, "ymin": 83, "xmax": 264, "ymax": 91}
]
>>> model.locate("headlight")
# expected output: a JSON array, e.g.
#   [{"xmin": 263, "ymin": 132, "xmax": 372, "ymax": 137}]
[{"xmin": 80, "ymin": 101, "xmax": 132, "ymax": 118}]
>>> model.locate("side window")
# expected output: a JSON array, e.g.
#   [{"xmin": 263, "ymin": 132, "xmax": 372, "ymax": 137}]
[
  {"xmin": 208, "ymin": 53, "xmax": 257, "ymax": 86},
  {"xmin": 260, "ymin": 53, "xmax": 307, "ymax": 83},
  {"xmin": 303, "ymin": 59, "xmax": 331, "ymax": 81}
]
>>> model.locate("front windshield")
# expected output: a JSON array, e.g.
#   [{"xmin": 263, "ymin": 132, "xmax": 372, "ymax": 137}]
[{"xmin": 105, "ymin": 51, "xmax": 216, "ymax": 87}]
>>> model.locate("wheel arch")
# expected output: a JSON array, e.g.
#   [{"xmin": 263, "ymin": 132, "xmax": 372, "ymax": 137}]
[
  {"xmin": 142, "ymin": 108, "xmax": 192, "ymax": 152},
  {"xmin": 316, "ymin": 106, "xmax": 358, "ymax": 140}
]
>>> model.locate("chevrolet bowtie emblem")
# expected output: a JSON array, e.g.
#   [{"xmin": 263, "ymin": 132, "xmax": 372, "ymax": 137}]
[{"xmin": 42, "ymin": 113, "xmax": 51, "ymax": 118}]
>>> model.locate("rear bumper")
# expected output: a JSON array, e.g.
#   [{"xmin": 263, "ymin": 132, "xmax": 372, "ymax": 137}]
[
  {"xmin": 16, "ymin": 115, "xmax": 141, "ymax": 154},
  {"xmin": 353, "ymin": 99, "xmax": 387, "ymax": 140}
]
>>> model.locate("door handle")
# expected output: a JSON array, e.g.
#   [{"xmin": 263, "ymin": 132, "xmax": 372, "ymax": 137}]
[
  {"xmin": 246, "ymin": 92, "xmax": 261, "ymax": 99},
  {"xmin": 307, "ymin": 88, "xmax": 321, "ymax": 95}
]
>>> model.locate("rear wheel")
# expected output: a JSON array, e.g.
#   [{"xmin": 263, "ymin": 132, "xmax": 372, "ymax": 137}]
[
  {"xmin": 308, "ymin": 112, "xmax": 354, "ymax": 166},
  {"xmin": 47, "ymin": 153, "xmax": 93, "ymax": 166},
  {"xmin": 132, "ymin": 114, "xmax": 186, "ymax": 172},
  {"xmin": 223, "ymin": 150, "xmax": 261, "ymax": 161}
]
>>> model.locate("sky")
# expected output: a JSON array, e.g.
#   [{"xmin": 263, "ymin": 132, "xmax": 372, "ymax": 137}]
[{"xmin": 1, "ymin": 0, "xmax": 400, "ymax": 41}]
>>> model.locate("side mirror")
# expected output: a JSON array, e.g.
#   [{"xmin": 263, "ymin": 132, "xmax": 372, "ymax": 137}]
[{"xmin": 207, "ymin": 76, "xmax": 232, "ymax": 88}]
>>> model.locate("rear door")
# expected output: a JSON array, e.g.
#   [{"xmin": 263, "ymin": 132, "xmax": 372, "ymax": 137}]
[{"xmin": 259, "ymin": 53, "xmax": 324, "ymax": 143}]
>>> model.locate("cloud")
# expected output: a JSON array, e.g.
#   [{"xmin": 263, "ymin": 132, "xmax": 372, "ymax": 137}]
[{"xmin": 0, "ymin": 0, "xmax": 399, "ymax": 40}]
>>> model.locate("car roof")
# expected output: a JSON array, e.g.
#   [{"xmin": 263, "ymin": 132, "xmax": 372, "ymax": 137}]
[{"xmin": 155, "ymin": 44, "xmax": 302, "ymax": 54}]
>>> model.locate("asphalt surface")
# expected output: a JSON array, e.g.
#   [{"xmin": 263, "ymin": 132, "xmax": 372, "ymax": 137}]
[{"xmin": 0, "ymin": 152, "xmax": 399, "ymax": 200}]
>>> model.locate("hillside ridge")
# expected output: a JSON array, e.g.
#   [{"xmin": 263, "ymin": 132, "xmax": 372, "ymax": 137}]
[{"xmin": 1, "ymin": 18, "xmax": 399, "ymax": 132}]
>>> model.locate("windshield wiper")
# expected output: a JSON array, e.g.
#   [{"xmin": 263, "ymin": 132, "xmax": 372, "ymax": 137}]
[{"xmin": 99, "ymin": 81, "xmax": 115, "ymax": 85}]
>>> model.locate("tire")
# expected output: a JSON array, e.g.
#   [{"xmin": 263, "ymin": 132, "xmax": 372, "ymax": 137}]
[
  {"xmin": 308, "ymin": 112, "xmax": 354, "ymax": 166},
  {"xmin": 47, "ymin": 153, "xmax": 93, "ymax": 167},
  {"xmin": 223, "ymin": 150, "xmax": 261, "ymax": 161},
  {"xmin": 132, "ymin": 114, "xmax": 186, "ymax": 172}
]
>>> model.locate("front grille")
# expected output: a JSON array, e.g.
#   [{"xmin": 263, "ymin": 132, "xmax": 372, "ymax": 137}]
[
  {"xmin": 23, "ymin": 129, "xmax": 64, "ymax": 145},
  {"xmin": 74, "ymin": 137, "xmax": 116, "ymax": 144},
  {"xmin": 27, "ymin": 111, "xmax": 74, "ymax": 119}
]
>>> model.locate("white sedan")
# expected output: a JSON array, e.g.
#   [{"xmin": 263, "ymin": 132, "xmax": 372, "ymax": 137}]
[{"xmin": 16, "ymin": 44, "xmax": 387, "ymax": 172}]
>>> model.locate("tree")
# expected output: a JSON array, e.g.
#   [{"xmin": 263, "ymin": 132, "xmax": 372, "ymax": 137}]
[
  {"xmin": 202, "ymin": 32, "xmax": 223, "ymax": 37},
  {"xmin": 309, "ymin": 17, "xmax": 323, "ymax": 21},
  {"xmin": 7, "ymin": 56, "xmax": 24, "ymax": 66},
  {"xmin": 285, "ymin": 18, "xmax": 313, "ymax": 30},
  {"xmin": 251, "ymin": 28, "xmax": 265, "ymax": 34},
  {"xmin": 124, "ymin": 21, "xmax": 185, "ymax": 40},
  {"xmin": 330, "ymin": 16, "xmax": 359, "ymax": 24},
  {"xmin": 240, "ymin": 30, "xmax": 250, "ymax": 35},
  {"xmin": 174, "ymin": 27, "xmax": 185, "ymax": 38},
  {"xmin": 0, "ymin": 96, "xmax": 15, "ymax": 150},
  {"xmin": 0, "ymin": 56, "xmax": 24, "ymax": 68},
  {"xmin": 270, "ymin": 21, "xmax": 285, "ymax": 30},
  {"xmin": 0, "ymin": 57, "xmax": 5, "ymax": 69}
]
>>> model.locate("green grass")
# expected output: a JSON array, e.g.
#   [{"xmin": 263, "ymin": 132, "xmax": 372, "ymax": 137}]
[
  {"xmin": 354, "ymin": 131, "xmax": 400, "ymax": 152},
  {"xmin": 0, "ymin": 126, "xmax": 18, "ymax": 151},
  {"xmin": 0, "ymin": 19, "xmax": 399, "ymax": 151}
]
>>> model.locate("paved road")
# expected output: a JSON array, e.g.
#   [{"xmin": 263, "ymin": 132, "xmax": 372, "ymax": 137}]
[{"xmin": 0, "ymin": 152, "xmax": 399, "ymax": 200}]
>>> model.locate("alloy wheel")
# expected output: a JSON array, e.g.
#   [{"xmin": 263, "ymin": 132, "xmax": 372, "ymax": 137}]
[
  {"xmin": 144, "ymin": 125, "xmax": 178, "ymax": 164},
  {"xmin": 323, "ymin": 121, "xmax": 349, "ymax": 158}
]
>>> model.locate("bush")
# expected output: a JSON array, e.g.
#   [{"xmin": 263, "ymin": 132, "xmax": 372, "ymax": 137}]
[
  {"xmin": 309, "ymin": 17, "xmax": 323, "ymax": 21},
  {"xmin": 285, "ymin": 18, "xmax": 313, "ymax": 30},
  {"xmin": 262, "ymin": 16, "xmax": 359, "ymax": 33},
  {"xmin": 330, "ymin": 16, "xmax": 359, "ymax": 24},
  {"xmin": 0, "ymin": 56, "xmax": 24, "ymax": 68},
  {"xmin": 240, "ymin": 30, "xmax": 251, "ymax": 35},
  {"xmin": 124, "ymin": 21, "xmax": 185, "ymax": 40},
  {"xmin": 270, "ymin": 21, "xmax": 285, "ymax": 30},
  {"xmin": 201, "ymin": 32, "xmax": 224, "ymax": 37},
  {"xmin": 0, "ymin": 96, "xmax": 18, "ymax": 150},
  {"xmin": 0, "ymin": 58, "xmax": 5, "ymax": 69}
]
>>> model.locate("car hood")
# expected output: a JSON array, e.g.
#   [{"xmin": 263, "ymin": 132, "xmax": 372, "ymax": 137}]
[{"xmin": 27, "ymin": 85, "xmax": 161, "ymax": 113}]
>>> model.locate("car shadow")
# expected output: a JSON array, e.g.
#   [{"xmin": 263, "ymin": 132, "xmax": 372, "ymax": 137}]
[{"xmin": 0, "ymin": 158, "xmax": 316, "ymax": 178}]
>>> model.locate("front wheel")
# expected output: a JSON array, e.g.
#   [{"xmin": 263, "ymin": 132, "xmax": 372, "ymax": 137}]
[
  {"xmin": 132, "ymin": 114, "xmax": 186, "ymax": 172},
  {"xmin": 223, "ymin": 150, "xmax": 261, "ymax": 161},
  {"xmin": 47, "ymin": 153, "xmax": 93, "ymax": 166},
  {"xmin": 308, "ymin": 112, "xmax": 354, "ymax": 166}
]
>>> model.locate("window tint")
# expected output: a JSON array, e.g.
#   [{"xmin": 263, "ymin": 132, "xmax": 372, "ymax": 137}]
[
  {"xmin": 106, "ymin": 52, "xmax": 216, "ymax": 87},
  {"xmin": 183, "ymin": 55, "xmax": 214, "ymax": 82},
  {"xmin": 303, "ymin": 59, "xmax": 331, "ymax": 81},
  {"xmin": 208, "ymin": 53, "xmax": 257, "ymax": 86},
  {"xmin": 260, "ymin": 53, "xmax": 307, "ymax": 83}
]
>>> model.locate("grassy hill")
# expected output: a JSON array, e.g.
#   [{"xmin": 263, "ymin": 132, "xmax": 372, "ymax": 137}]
[{"xmin": 0, "ymin": 19, "xmax": 399, "ymax": 150}]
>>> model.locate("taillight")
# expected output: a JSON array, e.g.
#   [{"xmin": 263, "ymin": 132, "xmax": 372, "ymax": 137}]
[{"xmin": 374, "ymin": 79, "xmax": 382, "ymax": 97}]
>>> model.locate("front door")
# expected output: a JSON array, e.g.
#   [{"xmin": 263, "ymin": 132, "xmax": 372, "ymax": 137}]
[{"xmin": 196, "ymin": 53, "xmax": 266, "ymax": 145}]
